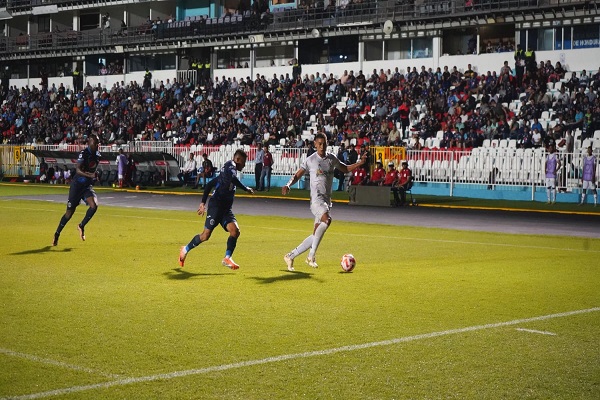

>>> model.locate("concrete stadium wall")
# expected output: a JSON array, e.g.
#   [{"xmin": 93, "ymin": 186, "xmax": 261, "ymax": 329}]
[
  {"xmin": 214, "ymin": 48, "xmax": 600, "ymax": 82},
  {"xmin": 8, "ymin": 47, "xmax": 599, "ymax": 91}
]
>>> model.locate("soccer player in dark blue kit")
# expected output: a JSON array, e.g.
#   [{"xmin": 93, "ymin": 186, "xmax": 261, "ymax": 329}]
[
  {"xmin": 179, "ymin": 149, "xmax": 255, "ymax": 270},
  {"xmin": 52, "ymin": 135, "xmax": 101, "ymax": 246}
]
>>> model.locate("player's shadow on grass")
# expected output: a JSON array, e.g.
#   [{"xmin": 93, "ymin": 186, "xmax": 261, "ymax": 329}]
[
  {"xmin": 9, "ymin": 246, "xmax": 73, "ymax": 255},
  {"xmin": 163, "ymin": 268, "xmax": 229, "ymax": 280},
  {"xmin": 249, "ymin": 271, "xmax": 315, "ymax": 284}
]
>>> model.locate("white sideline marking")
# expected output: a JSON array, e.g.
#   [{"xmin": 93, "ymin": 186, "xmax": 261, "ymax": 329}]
[
  {"xmin": 5, "ymin": 307, "xmax": 598, "ymax": 400},
  {"xmin": 0, "ymin": 348, "xmax": 123, "ymax": 379},
  {"xmin": 515, "ymin": 328, "xmax": 557, "ymax": 336},
  {"xmin": 2, "ymin": 205, "xmax": 599, "ymax": 254}
]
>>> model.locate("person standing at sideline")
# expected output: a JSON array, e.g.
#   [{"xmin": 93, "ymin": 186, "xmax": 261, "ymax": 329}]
[
  {"xmin": 282, "ymin": 133, "xmax": 366, "ymax": 271},
  {"xmin": 179, "ymin": 149, "xmax": 255, "ymax": 270},
  {"xmin": 545, "ymin": 141, "xmax": 561, "ymax": 204},
  {"xmin": 116, "ymin": 148, "xmax": 127, "ymax": 188},
  {"xmin": 254, "ymin": 142, "xmax": 264, "ymax": 189},
  {"xmin": 580, "ymin": 146, "xmax": 597, "ymax": 206},
  {"xmin": 259, "ymin": 146, "xmax": 273, "ymax": 191},
  {"xmin": 52, "ymin": 135, "xmax": 101, "ymax": 246}
]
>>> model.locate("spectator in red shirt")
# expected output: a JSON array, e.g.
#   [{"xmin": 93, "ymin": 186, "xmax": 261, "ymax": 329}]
[
  {"xmin": 369, "ymin": 161, "xmax": 385, "ymax": 185},
  {"xmin": 259, "ymin": 146, "xmax": 274, "ymax": 191},
  {"xmin": 398, "ymin": 101, "xmax": 410, "ymax": 134},
  {"xmin": 393, "ymin": 161, "xmax": 413, "ymax": 206}
]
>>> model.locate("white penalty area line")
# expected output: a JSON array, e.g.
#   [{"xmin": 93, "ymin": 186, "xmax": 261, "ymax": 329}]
[
  {"xmin": 0, "ymin": 348, "xmax": 123, "ymax": 379},
  {"xmin": 515, "ymin": 328, "xmax": 557, "ymax": 336},
  {"xmin": 2, "ymin": 204, "xmax": 600, "ymax": 254},
  {"xmin": 5, "ymin": 307, "xmax": 598, "ymax": 400}
]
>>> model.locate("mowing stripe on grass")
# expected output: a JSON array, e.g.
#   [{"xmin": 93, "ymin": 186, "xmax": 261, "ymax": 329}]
[
  {"xmin": 0, "ymin": 348, "xmax": 123, "ymax": 379},
  {"xmin": 1, "ymin": 205, "xmax": 599, "ymax": 254},
  {"xmin": 6, "ymin": 307, "xmax": 598, "ymax": 400}
]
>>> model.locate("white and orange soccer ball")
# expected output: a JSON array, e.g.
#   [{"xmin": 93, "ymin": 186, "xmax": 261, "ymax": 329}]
[{"xmin": 340, "ymin": 254, "xmax": 356, "ymax": 272}]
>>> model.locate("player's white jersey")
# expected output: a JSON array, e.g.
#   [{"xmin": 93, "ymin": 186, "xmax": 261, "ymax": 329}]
[{"xmin": 301, "ymin": 152, "xmax": 342, "ymax": 206}]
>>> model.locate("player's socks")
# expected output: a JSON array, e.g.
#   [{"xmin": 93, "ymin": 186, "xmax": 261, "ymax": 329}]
[
  {"xmin": 79, "ymin": 206, "xmax": 97, "ymax": 228},
  {"xmin": 225, "ymin": 236, "xmax": 238, "ymax": 258},
  {"xmin": 308, "ymin": 221, "xmax": 329, "ymax": 260},
  {"xmin": 55, "ymin": 215, "xmax": 71, "ymax": 235},
  {"xmin": 185, "ymin": 234, "xmax": 202, "ymax": 253},
  {"xmin": 288, "ymin": 235, "xmax": 313, "ymax": 259}
]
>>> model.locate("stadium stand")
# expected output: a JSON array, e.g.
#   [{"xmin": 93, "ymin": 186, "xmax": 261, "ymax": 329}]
[{"xmin": 0, "ymin": 0, "xmax": 599, "ymax": 196}]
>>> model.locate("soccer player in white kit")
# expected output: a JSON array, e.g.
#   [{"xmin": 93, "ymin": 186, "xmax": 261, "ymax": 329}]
[
  {"xmin": 282, "ymin": 133, "xmax": 366, "ymax": 271},
  {"xmin": 580, "ymin": 146, "xmax": 597, "ymax": 206}
]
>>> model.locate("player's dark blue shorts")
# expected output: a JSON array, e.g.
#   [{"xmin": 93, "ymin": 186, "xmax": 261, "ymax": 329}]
[
  {"xmin": 66, "ymin": 180, "xmax": 96, "ymax": 211},
  {"xmin": 204, "ymin": 201, "xmax": 236, "ymax": 232}
]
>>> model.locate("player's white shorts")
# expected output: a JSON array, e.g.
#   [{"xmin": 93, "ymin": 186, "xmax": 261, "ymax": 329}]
[
  {"xmin": 582, "ymin": 180, "xmax": 596, "ymax": 190},
  {"xmin": 310, "ymin": 201, "xmax": 331, "ymax": 223},
  {"xmin": 545, "ymin": 177, "xmax": 557, "ymax": 188}
]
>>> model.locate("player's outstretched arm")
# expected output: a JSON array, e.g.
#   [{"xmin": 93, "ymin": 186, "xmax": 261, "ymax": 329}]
[
  {"xmin": 337, "ymin": 153, "xmax": 367, "ymax": 174},
  {"xmin": 232, "ymin": 176, "xmax": 255, "ymax": 194},
  {"xmin": 282, "ymin": 168, "xmax": 305, "ymax": 195}
]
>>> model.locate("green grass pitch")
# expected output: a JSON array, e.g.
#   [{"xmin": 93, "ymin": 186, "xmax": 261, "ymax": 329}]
[{"xmin": 0, "ymin": 187, "xmax": 599, "ymax": 399}]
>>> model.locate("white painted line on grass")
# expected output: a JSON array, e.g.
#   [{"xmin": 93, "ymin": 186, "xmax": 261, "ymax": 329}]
[
  {"xmin": 5, "ymin": 307, "xmax": 598, "ymax": 400},
  {"xmin": 515, "ymin": 328, "xmax": 557, "ymax": 336},
  {"xmin": 0, "ymin": 348, "xmax": 123, "ymax": 379}
]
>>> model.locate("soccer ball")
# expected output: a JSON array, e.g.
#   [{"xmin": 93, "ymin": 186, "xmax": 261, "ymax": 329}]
[{"xmin": 340, "ymin": 254, "xmax": 356, "ymax": 272}]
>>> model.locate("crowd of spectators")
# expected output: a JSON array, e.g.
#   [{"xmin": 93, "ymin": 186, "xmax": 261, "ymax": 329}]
[{"xmin": 1, "ymin": 55, "xmax": 599, "ymax": 156}]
